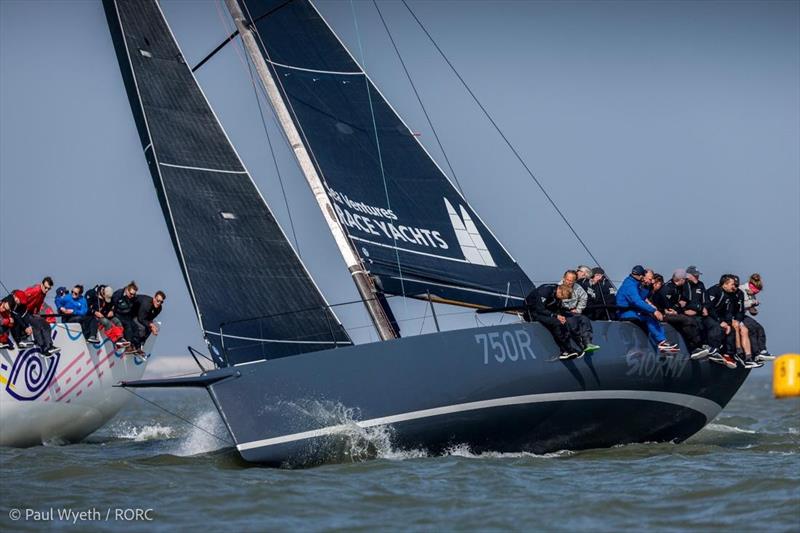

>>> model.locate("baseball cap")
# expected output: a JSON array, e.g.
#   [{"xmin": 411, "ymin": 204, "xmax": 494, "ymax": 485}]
[
  {"xmin": 686, "ymin": 265, "xmax": 702, "ymax": 276},
  {"xmin": 631, "ymin": 265, "xmax": 646, "ymax": 276},
  {"xmin": 672, "ymin": 268, "xmax": 687, "ymax": 280}
]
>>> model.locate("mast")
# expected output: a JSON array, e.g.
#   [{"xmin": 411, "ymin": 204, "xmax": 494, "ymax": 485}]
[{"xmin": 225, "ymin": 0, "xmax": 398, "ymax": 341}]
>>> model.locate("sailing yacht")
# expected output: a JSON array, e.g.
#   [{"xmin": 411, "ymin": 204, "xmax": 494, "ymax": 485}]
[
  {"xmin": 0, "ymin": 324, "xmax": 155, "ymax": 447},
  {"xmin": 107, "ymin": 0, "xmax": 749, "ymax": 466}
]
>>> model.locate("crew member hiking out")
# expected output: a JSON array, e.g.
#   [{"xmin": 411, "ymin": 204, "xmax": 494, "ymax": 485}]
[
  {"xmin": 536, "ymin": 283, "xmax": 595, "ymax": 358},
  {"xmin": 706, "ymin": 274, "xmax": 739, "ymax": 369},
  {"xmin": 652, "ymin": 270, "xmax": 710, "ymax": 359},
  {"xmin": 130, "ymin": 291, "xmax": 165, "ymax": 354},
  {"xmin": 549, "ymin": 276, "xmax": 600, "ymax": 353},
  {"xmin": 740, "ymin": 273, "xmax": 773, "ymax": 362},
  {"xmin": 113, "ymin": 281, "xmax": 139, "ymax": 349},
  {"xmin": 681, "ymin": 265, "xmax": 723, "ymax": 360},
  {"xmin": 730, "ymin": 275, "xmax": 759, "ymax": 368},
  {"xmin": 0, "ymin": 296, "xmax": 16, "ymax": 350},
  {"xmin": 11, "ymin": 277, "xmax": 60, "ymax": 356},
  {"xmin": 580, "ymin": 267, "xmax": 617, "ymax": 321},
  {"xmin": 85, "ymin": 284, "xmax": 128, "ymax": 348},
  {"xmin": 56, "ymin": 284, "xmax": 91, "ymax": 340},
  {"xmin": 559, "ymin": 270, "xmax": 588, "ymax": 315},
  {"xmin": 616, "ymin": 266, "xmax": 678, "ymax": 353},
  {"xmin": 523, "ymin": 284, "xmax": 580, "ymax": 360}
]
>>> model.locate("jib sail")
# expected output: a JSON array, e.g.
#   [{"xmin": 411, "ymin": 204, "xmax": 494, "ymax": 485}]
[
  {"xmin": 104, "ymin": 0, "xmax": 351, "ymax": 366},
  {"xmin": 235, "ymin": 0, "xmax": 535, "ymax": 308}
]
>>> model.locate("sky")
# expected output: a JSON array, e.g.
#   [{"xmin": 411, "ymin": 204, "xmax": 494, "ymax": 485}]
[{"xmin": 1, "ymin": 0, "xmax": 798, "ymax": 366}]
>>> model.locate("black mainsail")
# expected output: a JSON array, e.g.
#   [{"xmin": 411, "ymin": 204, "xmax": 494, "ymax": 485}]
[
  {"xmin": 234, "ymin": 0, "xmax": 535, "ymax": 309},
  {"xmin": 104, "ymin": 0, "xmax": 351, "ymax": 366}
]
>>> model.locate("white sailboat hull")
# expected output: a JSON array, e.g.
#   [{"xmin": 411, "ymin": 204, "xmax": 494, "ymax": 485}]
[{"xmin": 0, "ymin": 322, "xmax": 154, "ymax": 447}]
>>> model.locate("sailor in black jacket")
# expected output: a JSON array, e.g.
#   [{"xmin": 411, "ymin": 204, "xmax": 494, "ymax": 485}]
[
  {"xmin": 523, "ymin": 284, "xmax": 578, "ymax": 359},
  {"xmin": 131, "ymin": 291, "xmax": 165, "ymax": 350},
  {"xmin": 681, "ymin": 266, "xmax": 724, "ymax": 357},
  {"xmin": 730, "ymin": 275, "xmax": 754, "ymax": 362},
  {"xmin": 113, "ymin": 282, "xmax": 139, "ymax": 348},
  {"xmin": 706, "ymin": 275, "xmax": 738, "ymax": 357},
  {"xmin": 535, "ymin": 284, "xmax": 596, "ymax": 356},
  {"xmin": 579, "ymin": 267, "xmax": 617, "ymax": 321},
  {"xmin": 652, "ymin": 271, "xmax": 707, "ymax": 357},
  {"xmin": 657, "ymin": 276, "xmax": 684, "ymax": 311},
  {"xmin": 681, "ymin": 268, "xmax": 707, "ymax": 317},
  {"xmin": 84, "ymin": 284, "xmax": 126, "ymax": 345}
]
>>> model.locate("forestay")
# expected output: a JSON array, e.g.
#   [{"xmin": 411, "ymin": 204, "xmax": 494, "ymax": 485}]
[
  {"xmin": 104, "ymin": 0, "xmax": 351, "ymax": 366},
  {"xmin": 238, "ymin": 0, "xmax": 535, "ymax": 308}
]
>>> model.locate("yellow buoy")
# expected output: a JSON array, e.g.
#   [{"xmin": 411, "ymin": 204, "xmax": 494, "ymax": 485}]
[{"xmin": 773, "ymin": 354, "xmax": 800, "ymax": 399}]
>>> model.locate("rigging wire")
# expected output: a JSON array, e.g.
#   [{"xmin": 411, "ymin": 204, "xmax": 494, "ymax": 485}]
[
  {"xmin": 371, "ymin": 0, "xmax": 464, "ymax": 196},
  {"xmin": 349, "ymin": 0, "xmax": 407, "ymax": 302},
  {"xmin": 418, "ymin": 298, "xmax": 428, "ymax": 334},
  {"xmin": 400, "ymin": 0, "xmax": 604, "ymax": 270},
  {"xmin": 244, "ymin": 51, "xmax": 303, "ymax": 256},
  {"xmin": 192, "ymin": 0, "xmax": 296, "ymax": 72},
  {"xmin": 121, "ymin": 386, "xmax": 233, "ymax": 445},
  {"xmin": 212, "ymin": 0, "xmax": 302, "ymax": 255}
]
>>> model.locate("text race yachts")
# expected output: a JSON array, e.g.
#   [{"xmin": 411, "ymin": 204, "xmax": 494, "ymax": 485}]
[{"xmin": 327, "ymin": 185, "xmax": 449, "ymax": 250}]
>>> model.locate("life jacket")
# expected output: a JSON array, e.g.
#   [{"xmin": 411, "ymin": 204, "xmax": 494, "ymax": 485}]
[
  {"xmin": 41, "ymin": 304, "xmax": 57, "ymax": 325},
  {"xmin": 0, "ymin": 307, "xmax": 12, "ymax": 329}
]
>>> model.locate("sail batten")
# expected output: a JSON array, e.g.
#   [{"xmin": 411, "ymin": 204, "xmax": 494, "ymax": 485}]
[
  {"xmin": 104, "ymin": 0, "xmax": 351, "ymax": 366},
  {"xmin": 237, "ymin": 0, "xmax": 535, "ymax": 308}
]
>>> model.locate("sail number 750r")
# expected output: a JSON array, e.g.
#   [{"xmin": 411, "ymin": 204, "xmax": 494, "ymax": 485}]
[{"xmin": 475, "ymin": 330, "xmax": 536, "ymax": 364}]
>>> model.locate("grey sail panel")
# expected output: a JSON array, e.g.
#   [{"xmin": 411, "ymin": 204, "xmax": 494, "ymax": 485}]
[
  {"xmin": 104, "ymin": 0, "xmax": 351, "ymax": 366},
  {"xmin": 238, "ymin": 0, "xmax": 535, "ymax": 308}
]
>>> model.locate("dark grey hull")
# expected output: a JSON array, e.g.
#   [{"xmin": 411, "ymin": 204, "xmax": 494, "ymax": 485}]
[{"xmin": 193, "ymin": 321, "xmax": 748, "ymax": 466}]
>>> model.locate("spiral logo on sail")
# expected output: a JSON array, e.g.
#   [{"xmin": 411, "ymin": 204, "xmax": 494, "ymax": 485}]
[{"xmin": 5, "ymin": 349, "xmax": 60, "ymax": 401}]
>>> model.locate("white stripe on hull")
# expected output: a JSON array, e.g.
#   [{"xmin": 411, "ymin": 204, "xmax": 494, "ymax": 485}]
[{"xmin": 236, "ymin": 389, "xmax": 722, "ymax": 451}]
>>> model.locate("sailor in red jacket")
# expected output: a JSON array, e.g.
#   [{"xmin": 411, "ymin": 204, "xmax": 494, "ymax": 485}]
[
  {"xmin": 21, "ymin": 281, "xmax": 47, "ymax": 315},
  {"xmin": 0, "ymin": 296, "xmax": 15, "ymax": 349},
  {"xmin": 12, "ymin": 277, "xmax": 60, "ymax": 356}
]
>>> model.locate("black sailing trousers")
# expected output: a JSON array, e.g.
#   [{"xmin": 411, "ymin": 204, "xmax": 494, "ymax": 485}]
[
  {"xmin": 64, "ymin": 315, "xmax": 92, "ymax": 339},
  {"xmin": 663, "ymin": 314, "xmax": 703, "ymax": 351},
  {"xmin": 692, "ymin": 316, "xmax": 724, "ymax": 352},
  {"xmin": 538, "ymin": 316, "xmax": 575, "ymax": 354},
  {"xmin": 119, "ymin": 316, "xmax": 138, "ymax": 347},
  {"xmin": 701, "ymin": 317, "xmax": 735, "ymax": 354},
  {"xmin": 566, "ymin": 314, "xmax": 593, "ymax": 347},
  {"xmin": 13, "ymin": 315, "xmax": 53, "ymax": 351},
  {"xmin": 131, "ymin": 318, "xmax": 148, "ymax": 349},
  {"xmin": 743, "ymin": 316, "xmax": 768, "ymax": 353}
]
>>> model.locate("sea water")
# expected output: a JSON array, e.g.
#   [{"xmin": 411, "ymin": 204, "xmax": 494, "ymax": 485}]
[{"xmin": 0, "ymin": 371, "xmax": 798, "ymax": 532}]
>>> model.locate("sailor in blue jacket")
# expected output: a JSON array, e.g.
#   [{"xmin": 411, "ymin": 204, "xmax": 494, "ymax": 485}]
[
  {"xmin": 57, "ymin": 285, "xmax": 90, "ymax": 338},
  {"xmin": 616, "ymin": 266, "xmax": 678, "ymax": 353}
]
